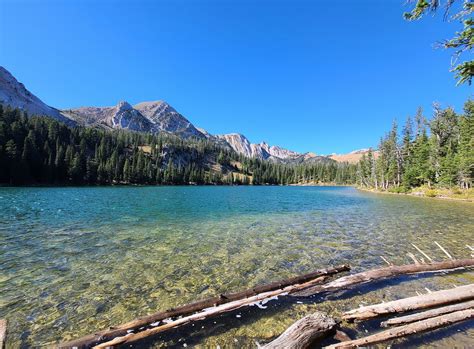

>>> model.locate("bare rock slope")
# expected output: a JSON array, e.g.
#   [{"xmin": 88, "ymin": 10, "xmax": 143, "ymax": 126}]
[
  {"xmin": 216, "ymin": 133, "xmax": 331, "ymax": 163},
  {"xmin": 0, "ymin": 66, "xmax": 74, "ymax": 125},
  {"xmin": 329, "ymin": 149, "xmax": 379, "ymax": 164}
]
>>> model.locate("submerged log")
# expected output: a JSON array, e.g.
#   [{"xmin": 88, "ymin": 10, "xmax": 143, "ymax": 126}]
[
  {"xmin": 0, "ymin": 319, "xmax": 6, "ymax": 349},
  {"xmin": 60, "ymin": 264, "xmax": 349, "ymax": 348},
  {"xmin": 325, "ymin": 308, "xmax": 474, "ymax": 349},
  {"xmin": 93, "ymin": 275, "xmax": 336, "ymax": 348},
  {"xmin": 261, "ymin": 312, "xmax": 337, "ymax": 349},
  {"xmin": 343, "ymin": 283, "xmax": 474, "ymax": 321},
  {"xmin": 293, "ymin": 258, "xmax": 474, "ymax": 297},
  {"xmin": 380, "ymin": 299, "xmax": 474, "ymax": 327}
]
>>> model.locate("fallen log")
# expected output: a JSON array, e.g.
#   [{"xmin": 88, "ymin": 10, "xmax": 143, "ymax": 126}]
[
  {"xmin": 261, "ymin": 312, "xmax": 337, "ymax": 349},
  {"xmin": 380, "ymin": 299, "xmax": 474, "ymax": 327},
  {"xmin": 343, "ymin": 283, "xmax": 474, "ymax": 321},
  {"xmin": 93, "ymin": 275, "xmax": 335, "ymax": 348},
  {"xmin": 325, "ymin": 308, "xmax": 474, "ymax": 349},
  {"xmin": 60, "ymin": 264, "xmax": 349, "ymax": 348},
  {"xmin": 0, "ymin": 319, "xmax": 6, "ymax": 349},
  {"xmin": 293, "ymin": 258, "xmax": 474, "ymax": 297}
]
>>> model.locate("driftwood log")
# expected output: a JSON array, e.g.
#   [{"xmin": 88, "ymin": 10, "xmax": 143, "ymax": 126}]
[
  {"xmin": 261, "ymin": 312, "xmax": 337, "ymax": 349},
  {"xmin": 325, "ymin": 308, "xmax": 474, "ymax": 348},
  {"xmin": 380, "ymin": 299, "xmax": 474, "ymax": 327},
  {"xmin": 93, "ymin": 275, "xmax": 340, "ymax": 348},
  {"xmin": 0, "ymin": 319, "xmax": 6, "ymax": 349},
  {"xmin": 293, "ymin": 258, "xmax": 474, "ymax": 297},
  {"xmin": 343, "ymin": 283, "xmax": 474, "ymax": 321},
  {"xmin": 61, "ymin": 265, "xmax": 349, "ymax": 348}
]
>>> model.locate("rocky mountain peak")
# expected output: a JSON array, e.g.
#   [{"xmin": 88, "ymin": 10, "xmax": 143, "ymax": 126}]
[
  {"xmin": 116, "ymin": 100, "xmax": 133, "ymax": 111},
  {"xmin": 134, "ymin": 101, "xmax": 205, "ymax": 138},
  {"xmin": 0, "ymin": 66, "xmax": 74, "ymax": 125},
  {"xmin": 217, "ymin": 133, "xmax": 303, "ymax": 161}
]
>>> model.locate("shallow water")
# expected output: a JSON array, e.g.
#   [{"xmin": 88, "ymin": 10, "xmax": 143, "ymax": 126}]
[{"xmin": 0, "ymin": 186, "xmax": 473, "ymax": 348}]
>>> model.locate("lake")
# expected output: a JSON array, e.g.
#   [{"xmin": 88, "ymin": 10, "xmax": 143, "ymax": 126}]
[{"xmin": 0, "ymin": 186, "xmax": 473, "ymax": 348}]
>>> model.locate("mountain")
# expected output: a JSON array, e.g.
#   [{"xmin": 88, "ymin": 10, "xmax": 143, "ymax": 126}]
[
  {"xmin": 216, "ymin": 133, "xmax": 301, "ymax": 161},
  {"xmin": 0, "ymin": 66, "xmax": 206, "ymax": 138},
  {"xmin": 215, "ymin": 133, "xmax": 331, "ymax": 163},
  {"xmin": 134, "ymin": 101, "xmax": 205, "ymax": 138},
  {"xmin": 329, "ymin": 149, "xmax": 378, "ymax": 164},
  {"xmin": 0, "ymin": 67, "xmax": 75, "ymax": 125},
  {"xmin": 0, "ymin": 66, "xmax": 356, "ymax": 164},
  {"xmin": 63, "ymin": 100, "xmax": 206, "ymax": 138},
  {"xmin": 63, "ymin": 101, "xmax": 154, "ymax": 132}
]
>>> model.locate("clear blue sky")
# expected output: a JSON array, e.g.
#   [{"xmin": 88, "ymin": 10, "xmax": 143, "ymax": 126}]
[{"xmin": 0, "ymin": 0, "xmax": 471, "ymax": 154}]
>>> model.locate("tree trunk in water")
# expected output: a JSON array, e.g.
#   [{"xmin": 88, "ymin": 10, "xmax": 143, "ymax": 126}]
[
  {"xmin": 343, "ymin": 284, "xmax": 474, "ymax": 322},
  {"xmin": 262, "ymin": 312, "xmax": 337, "ymax": 349},
  {"xmin": 380, "ymin": 300, "xmax": 474, "ymax": 327}
]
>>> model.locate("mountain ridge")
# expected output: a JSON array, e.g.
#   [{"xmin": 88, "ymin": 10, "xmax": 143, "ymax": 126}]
[{"xmin": 0, "ymin": 66, "xmax": 367, "ymax": 163}]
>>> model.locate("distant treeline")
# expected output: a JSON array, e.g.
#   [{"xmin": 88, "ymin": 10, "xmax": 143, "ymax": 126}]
[
  {"xmin": 357, "ymin": 99, "xmax": 473, "ymax": 191},
  {"xmin": 0, "ymin": 106, "xmax": 356, "ymax": 186}
]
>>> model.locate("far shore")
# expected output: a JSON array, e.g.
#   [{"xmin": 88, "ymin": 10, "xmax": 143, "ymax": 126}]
[
  {"xmin": 288, "ymin": 182, "xmax": 352, "ymax": 187},
  {"xmin": 357, "ymin": 187, "xmax": 474, "ymax": 203}
]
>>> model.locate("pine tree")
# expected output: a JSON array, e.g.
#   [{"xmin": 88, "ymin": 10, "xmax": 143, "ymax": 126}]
[{"xmin": 458, "ymin": 99, "xmax": 474, "ymax": 188}]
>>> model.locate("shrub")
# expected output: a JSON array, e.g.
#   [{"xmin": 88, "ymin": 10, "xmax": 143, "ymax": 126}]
[{"xmin": 388, "ymin": 186, "xmax": 409, "ymax": 194}]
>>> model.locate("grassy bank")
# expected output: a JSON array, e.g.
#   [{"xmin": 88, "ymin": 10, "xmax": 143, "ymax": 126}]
[{"xmin": 358, "ymin": 186, "xmax": 474, "ymax": 202}]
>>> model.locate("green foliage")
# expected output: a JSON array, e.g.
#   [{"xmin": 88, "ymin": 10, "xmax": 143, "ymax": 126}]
[
  {"xmin": 404, "ymin": 0, "xmax": 473, "ymax": 85},
  {"xmin": 0, "ymin": 106, "xmax": 356, "ymax": 186},
  {"xmin": 388, "ymin": 186, "xmax": 410, "ymax": 194},
  {"xmin": 357, "ymin": 99, "xmax": 473, "ymax": 191}
]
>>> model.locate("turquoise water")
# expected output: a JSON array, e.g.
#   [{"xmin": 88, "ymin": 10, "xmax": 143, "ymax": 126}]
[{"xmin": 0, "ymin": 186, "xmax": 473, "ymax": 348}]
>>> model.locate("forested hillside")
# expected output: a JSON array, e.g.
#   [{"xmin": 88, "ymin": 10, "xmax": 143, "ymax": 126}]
[
  {"xmin": 356, "ymin": 99, "xmax": 473, "ymax": 192},
  {"xmin": 0, "ymin": 106, "xmax": 356, "ymax": 186}
]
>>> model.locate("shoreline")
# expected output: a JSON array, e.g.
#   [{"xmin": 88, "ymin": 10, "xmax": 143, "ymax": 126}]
[{"xmin": 357, "ymin": 187, "xmax": 474, "ymax": 203}]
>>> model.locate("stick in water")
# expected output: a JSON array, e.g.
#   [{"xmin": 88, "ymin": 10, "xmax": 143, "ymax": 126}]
[
  {"xmin": 379, "ymin": 256, "xmax": 392, "ymax": 266},
  {"xmin": 434, "ymin": 241, "xmax": 453, "ymax": 260},
  {"xmin": 411, "ymin": 243, "xmax": 434, "ymax": 262},
  {"xmin": 407, "ymin": 252, "xmax": 420, "ymax": 265}
]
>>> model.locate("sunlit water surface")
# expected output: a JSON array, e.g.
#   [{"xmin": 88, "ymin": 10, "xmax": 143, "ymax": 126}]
[{"xmin": 0, "ymin": 186, "xmax": 473, "ymax": 348}]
